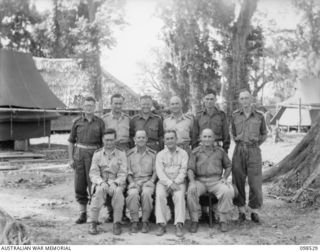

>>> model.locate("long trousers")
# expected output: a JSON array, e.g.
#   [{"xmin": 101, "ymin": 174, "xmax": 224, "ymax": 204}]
[
  {"xmin": 155, "ymin": 183, "xmax": 186, "ymax": 225},
  {"xmin": 187, "ymin": 178, "xmax": 234, "ymax": 222},
  {"xmin": 232, "ymin": 144, "xmax": 263, "ymax": 209},
  {"xmin": 73, "ymin": 147, "xmax": 95, "ymax": 205},
  {"xmin": 126, "ymin": 179, "xmax": 155, "ymax": 222},
  {"xmin": 88, "ymin": 184, "xmax": 125, "ymax": 223}
]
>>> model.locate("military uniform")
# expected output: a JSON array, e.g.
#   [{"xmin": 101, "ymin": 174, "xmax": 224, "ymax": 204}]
[
  {"xmin": 193, "ymin": 107, "xmax": 230, "ymax": 152},
  {"xmin": 102, "ymin": 112, "xmax": 130, "ymax": 151},
  {"xmin": 129, "ymin": 113, "xmax": 164, "ymax": 152},
  {"xmin": 68, "ymin": 115, "xmax": 105, "ymax": 206},
  {"xmin": 187, "ymin": 146, "xmax": 235, "ymax": 223},
  {"xmin": 163, "ymin": 113, "xmax": 194, "ymax": 153},
  {"xmin": 126, "ymin": 147, "xmax": 156, "ymax": 222},
  {"xmin": 87, "ymin": 147, "xmax": 127, "ymax": 223},
  {"xmin": 155, "ymin": 146, "xmax": 188, "ymax": 225},
  {"xmin": 231, "ymin": 106, "xmax": 267, "ymax": 210}
]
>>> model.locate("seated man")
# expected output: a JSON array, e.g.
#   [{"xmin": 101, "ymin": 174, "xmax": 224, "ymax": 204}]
[
  {"xmin": 126, "ymin": 130, "xmax": 157, "ymax": 233},
  {"xmin": 187, "ymin": 128, "xmax": 235, "ymax": 233},
  {"xmin": 87, "ymin": 128, "xmax": 127, "ymax": 235},
  {"xmin": 155, "ymin": 130, "xmax": 188, "ymax": 237}
]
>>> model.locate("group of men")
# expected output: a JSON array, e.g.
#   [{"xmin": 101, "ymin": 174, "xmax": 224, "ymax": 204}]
[{"xmin": 68, "ymin": 89, "xmax": 268, "ymax": 237}]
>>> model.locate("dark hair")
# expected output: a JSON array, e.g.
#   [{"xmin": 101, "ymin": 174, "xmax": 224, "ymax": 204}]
[
  {"xmin": 111, "ymin": 93, "xmax": 125, "ymax": 103},
  {"xmin": 135, "ymin": 129, "xmax": 147, "ymax": 137},
  {"xmin": 103, "ymin": 128, "xmax": 117, "ymax": 139},
  {"xmin": 238, "ymin": 88, "xmax": 251, "ymax": 96},
  {"xmin": 84, "ymin": 96, "xmax": 96, "ymax": 103},
  {"xmin": 140, "ymin": 95, "xmax": 153, "ymax": 101},
  {"xmin": 203, "ymin": 89, "xmax": 217, "ymax": 97},
  {"xmin": 201, "ymin": 128, "xmax": 214, "ymax": 137},
  {"xmin": 164, "ymin": 129, "xmax": 177, "ymax": 138}
]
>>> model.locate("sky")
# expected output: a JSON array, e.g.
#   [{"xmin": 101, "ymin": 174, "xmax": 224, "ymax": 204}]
[{"xmin": 34, "ymin": 0, "xmax": 302, "ymax": 93}]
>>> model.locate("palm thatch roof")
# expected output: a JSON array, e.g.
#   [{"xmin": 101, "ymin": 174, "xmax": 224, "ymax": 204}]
[{"xmin": 33, "ymin": 57, "xmax": 140, "ymax": 109}]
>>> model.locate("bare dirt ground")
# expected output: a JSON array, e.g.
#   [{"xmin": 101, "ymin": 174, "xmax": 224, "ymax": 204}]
[{"xmin": 1, "ymin": 133, "xmax": 320, "ymax": 245}]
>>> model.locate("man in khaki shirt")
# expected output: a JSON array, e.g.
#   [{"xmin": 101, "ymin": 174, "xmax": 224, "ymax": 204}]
[
  {"xmin": 126, "ymin": 130, "xmax": 157, "ymax": 233},
  {"xmin": 163, "ymin": 96, "xmax": 194, "ymax": 153},
  {"xmin": 231, "ymin": 89, "xmax": 267, "ymax": 223},
  {"xmin": 187, "ymin": 128, "xmax": 235, "ymax": 233},
  {"xmin": 87, "ymin": 128, "xmax": 127, "ymax": 236},
  {"xmin": 102, "ymin": 93, "xmax": 130, "ymax": 151},
  {"xmin": 155, "ymin": 130, "xmax": 188, "ymax": 237}
]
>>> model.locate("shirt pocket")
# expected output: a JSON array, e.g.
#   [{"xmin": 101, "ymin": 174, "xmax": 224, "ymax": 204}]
[
  {"xmin": 234, "ymin": 118, "xmax": 243, "ymax": 136},
  {"xmin": 249, "ymin": 118, "xmax": 261, "ymax": 139},
  {"xmin": 211, "ymin": 117, "xmax": 223, "ymax": 137},
  {"xmin": 148, "ymin": 124, "xmax": 159, "ymax": 140}
]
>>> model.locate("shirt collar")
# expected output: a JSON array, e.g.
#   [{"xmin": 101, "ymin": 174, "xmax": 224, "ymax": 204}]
[
  {"xmin": 164, "ymin": 146, "xmax": 180, "ymax": 154},
  {"xmin": 103, "ymin": 147, "xmax": 116, "ymax": 156},
  {"xmin": 133, "ymin": 146, "xmax": 151, "ymax": 155},
  {"xmin": 170, "ymin": 113, "xmax": 185, "ymax": 120},
  {"xmin": 109, "ymin": 111, "xmax": 124, "ymax": 120},
  {"xmin": 239, "ymin": 105, "xmax": 255, "ymax": 116},
  {"xmin": 204, "ymin": 106, "xmax": 219, "ymax": 115},
  {"xmin": 81, "ymin": 114, "xmax": 96, "ymax": 122}
]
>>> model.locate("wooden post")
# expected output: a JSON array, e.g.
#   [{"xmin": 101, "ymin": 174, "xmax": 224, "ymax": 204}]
[
  {"xmin": 298, "ymin": 98, "xmax": 302, "ymax": 133},
  {"xmin": 48, "ymin": 136, "xmax": 51, "ymax": 149}
]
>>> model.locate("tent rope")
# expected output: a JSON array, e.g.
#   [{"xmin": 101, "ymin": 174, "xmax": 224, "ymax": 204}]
[{"xmin": 43, "ymin": 110, "xmax": 46, "ymax": 137}]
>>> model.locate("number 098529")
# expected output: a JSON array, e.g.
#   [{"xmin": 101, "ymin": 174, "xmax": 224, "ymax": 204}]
[{"xmin": 300, "ymin": 246, "xmax": 318, "ymax": 251}]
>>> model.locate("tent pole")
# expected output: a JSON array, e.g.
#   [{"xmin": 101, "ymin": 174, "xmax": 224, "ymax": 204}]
[{"xmin": 298, "ymin": 98, "xmax": 301, "ymax": 133}]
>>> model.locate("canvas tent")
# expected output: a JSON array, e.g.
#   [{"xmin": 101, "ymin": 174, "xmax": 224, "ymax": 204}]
[
  {"xmin": 0, "ymin": 49, "xmax": 65, "ymax": 141},
  {"xmin": 270, "ymin": 78, "xmax": 320, "ymax": 128}
]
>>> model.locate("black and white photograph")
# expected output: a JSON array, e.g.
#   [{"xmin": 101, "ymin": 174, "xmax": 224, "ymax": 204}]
[{"xmin": 0, "ymin": 0, "xmax": 320, "ymax": 247}]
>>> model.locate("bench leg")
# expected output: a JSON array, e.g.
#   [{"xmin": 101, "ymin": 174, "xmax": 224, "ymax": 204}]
[{"xmin": 209, "ymin": 195, "xmax": 213, "ymax": 228}]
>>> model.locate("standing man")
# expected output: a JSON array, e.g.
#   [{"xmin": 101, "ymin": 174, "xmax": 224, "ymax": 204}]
[
  {"xmin": 155, "ymin": 130, "xmax": 188, "ymax": 237},
  {"xmin": 193, "ymin": 89, "xmax": 230, "ymax": 153},
  {"xmin": 163, "ymin": 96, "xmax": 194, "ymax": 153},
  {"xmin": 68, "ymin": 96, "xmax": 105, "ymax": 224},
  {"xmin": 87, "ymin": 128, "xmax": 127, "ymax": 235},
  {"xmin": 102, "ymin": 93, "xmax": 130, "ymax": 151},
  {"xmin": 231, "ymin": 89, "xmax": 267, "ymax": 223},
  {"xmin": 187, "ymin": 128, "xmax": 235, "ymax": 233},
  {"xmin": 129, "ymin": 95, "xmax": 164, "ymax": 152},
  {"xmin": 126, "ymin": 130, "xmax": 157, "ymax": 233}
]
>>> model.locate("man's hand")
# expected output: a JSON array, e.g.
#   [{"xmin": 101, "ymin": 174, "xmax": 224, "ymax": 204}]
[
  {"xmin": 144, "ymin": 180, "xmax": 154, "ymax": 188},
  {"xmin": 220, "ymin": 177, "xmax": 228, "ymax": 184},
  {"xmin": 68, "ymin": 159, "xmax": 75, "ymax": 169},
  {"xmin": 128, "ymin": 182, "xmax": 138, "ymax": 189},
  {"xmin": 169, "ymin": 182, "xmax": 180, "ymax": 192},
  {"xmin": 109, "ymin": 182, "xmax": 118, "ymax": 191},
  {"xmin": 100, "ymin": 181, "xmax": 109, "ymax": 191}
]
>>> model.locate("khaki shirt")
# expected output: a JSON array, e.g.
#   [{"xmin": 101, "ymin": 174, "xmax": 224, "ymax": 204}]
[
  {"xmin": 102, "ymin": 112, "xmax": 130, "ymax": 143},
  {"xmin": 127, "ymin": 147, "xmax": 156, "ymax": 181},
  {"xmin": 89, "ymin": 147, "xmax": 127, "ymax": 186},
  {"xmin": 188, "ymin": 146, "xmax": 231, "ymax": 180},
  {"xmin": 231, "ymin": 106, "xmax": 267, "ymax": 145},
  {"xmin": 194, "ymin": 107, "xmax": 230, "ymax": 151},
  {"xmin": 129, "ymin": 112, "xmax": 164, "ymax": 150},
  {"xmin": 68, "ymin": 115, "xmax": 105, "ymax": 147},
  {"xmin": 163, "ymin": 114, "xmax": 194, "ymax": 144},
  {"xmin": 156, "ymin": 146, "xmax": 188, "ymax": 186}
]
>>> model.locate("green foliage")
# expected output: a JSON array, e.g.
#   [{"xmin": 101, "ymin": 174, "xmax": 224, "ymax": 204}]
[
  {"xmin": 0, "ymin": 0, "xmax": 44, "ymax": 55},
  {"xmin": 159, "ymin": 0, "xmax": 230, "ymax": 111}
]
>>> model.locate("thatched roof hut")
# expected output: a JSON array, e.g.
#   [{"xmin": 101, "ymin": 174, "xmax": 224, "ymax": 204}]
[{"xmin": 34, "ymin": 57, "xmax": 140, "ymax": 110}]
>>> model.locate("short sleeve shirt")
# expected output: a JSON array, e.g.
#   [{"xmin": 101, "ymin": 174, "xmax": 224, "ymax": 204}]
[{"xmin": 102, "ymin": 112, "xmax": 130, "ymax": 143}]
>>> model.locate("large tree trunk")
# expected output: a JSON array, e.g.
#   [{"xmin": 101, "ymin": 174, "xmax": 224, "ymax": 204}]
[
  {"xmin": 0, "ymin": 207, "xmax": 30, "ymax": 244},
  {"xmin": 226, "ymin": 0, "xmax": 257, "ymax": 115},
  {"xmin": 263, "ymin": 120, "xmax": 320, "ymax": 203}
]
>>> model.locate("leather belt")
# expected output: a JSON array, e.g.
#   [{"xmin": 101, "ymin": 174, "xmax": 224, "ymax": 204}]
[
  {"xmin": 75, "ymin": 143, "xmax": 98, "ymax": 150},
  {"xmin": 236, "ymin": 142, "xmax": 258, "ymax": 148}
]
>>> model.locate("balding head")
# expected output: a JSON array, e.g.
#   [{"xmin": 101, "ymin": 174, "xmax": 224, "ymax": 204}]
[
  {"xmin": 200, "ymin": 128, "xmax": 215, "ymax": 147},
  {"xmin": 170, "ymin": 96, "xmax": 182, "ymax": 114}
]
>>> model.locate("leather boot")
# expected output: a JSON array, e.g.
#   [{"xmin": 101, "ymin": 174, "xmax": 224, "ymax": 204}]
[
  {"xmin": 113, "ymin": 222, "xmax": 122, "ymax": 235},
  {"xmin": 189, "ymin": 222, "xmax": 198, "ymax": 233},
  {"xmin": 131, "ymin": 222, "xmax": 139, "ymax": 233},
  {"xmin": 88, "ymin": 222, "xmax": 98, "ymax": 235},
  {"xmin": 141, "ymin": 222, "xmax": 149, "ymax": 233},
  {"xmin": 75, "ymin": 212, "xmax": 87, "ymax": 224},
  {"xmin": 156, "ymin": 223, "xmax": 166, "ymax": 236},
  {"xmin": 176, "ymin": 222, "xmax": 183, "ymax": 237}
]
